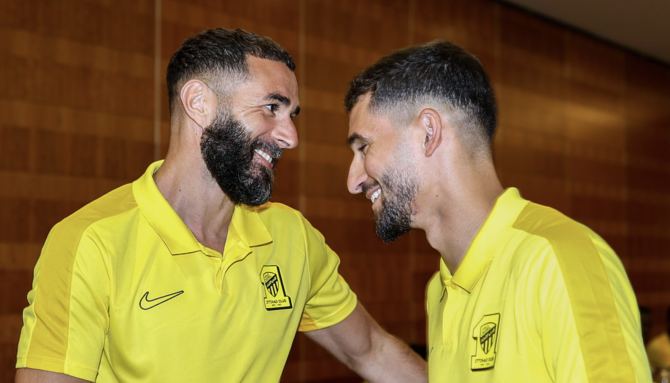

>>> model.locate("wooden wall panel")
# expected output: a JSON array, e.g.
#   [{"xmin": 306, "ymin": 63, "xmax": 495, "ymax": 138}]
[
  {"xmin": 415, "ymin": 0, "xmax": 498, "ymax": 79},
  {"xmin": 2, "ymin": 0, "xmax": 670, "ymax": 382},
  {"xmin": 495, "ymin": 6, "xmax": 570, "ymax": 214},
  {"xmin": 625, "ymin": 55, "xmax": 670, "ymax": 334},
  {"xmin": 565, "ymin": 32, "xmax": 628, "ymax": 268}
]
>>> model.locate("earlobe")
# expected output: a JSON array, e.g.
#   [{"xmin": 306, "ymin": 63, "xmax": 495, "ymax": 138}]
[{"xmin": 420, "ymin": 109, "xmax": 442, "ymax": 157}]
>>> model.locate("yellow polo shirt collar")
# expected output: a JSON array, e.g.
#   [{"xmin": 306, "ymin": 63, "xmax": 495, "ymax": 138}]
[
  {"xmin": 132, "ymin": 160, "xmax": 273, "ymax": 256},
  {"xmin": 443, "ymin": 188, "xmax": 529, "ymax": 292}
]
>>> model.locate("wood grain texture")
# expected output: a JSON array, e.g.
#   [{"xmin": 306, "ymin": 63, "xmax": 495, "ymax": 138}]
[{"xmin": 1, "ymin": 0, "xmax": 669, "ymax": 381}]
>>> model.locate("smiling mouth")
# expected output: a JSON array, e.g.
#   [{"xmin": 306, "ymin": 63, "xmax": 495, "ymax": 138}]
[
  {"xmin": 370, "ymin": 189, "xmax": 382, "ymax": 204},
  {"xmin": 255, "ymin": 149, "xmax": 274, "ymax": 168}
]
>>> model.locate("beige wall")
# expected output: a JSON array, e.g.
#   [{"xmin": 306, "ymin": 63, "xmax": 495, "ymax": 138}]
[{"xmin": 1, "ymin": 0, "xmax": 669, "ymax": 381}]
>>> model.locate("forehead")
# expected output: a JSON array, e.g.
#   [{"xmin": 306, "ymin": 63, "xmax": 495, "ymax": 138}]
[
  {"xmin": 232, "ymin": 56, "xmax": 299, "ymax": 102},
  {"xmin": 348, "ymin": 94, "xmax": 397, "ymax": 145}
]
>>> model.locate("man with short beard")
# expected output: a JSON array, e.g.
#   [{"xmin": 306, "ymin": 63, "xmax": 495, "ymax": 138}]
[
  {"xmin": 344, "ymin": 41, "xmax": 651, "ymax": 382},
  {"xmin": 15, "ymin": 29, "xmax": 426, "ymax": 383}
]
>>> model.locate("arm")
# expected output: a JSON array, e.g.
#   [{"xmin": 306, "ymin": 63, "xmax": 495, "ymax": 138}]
[
  {"xmin": 15, "ymin": 369, "xmax": 89, "ymax": 383},
  {"xmin": 16, "ymin": 226, "xmax": 109, "ymax": 381},
  {"xmin": 304, "ymin": 302, "xmax": 427, "ymax": 383}
]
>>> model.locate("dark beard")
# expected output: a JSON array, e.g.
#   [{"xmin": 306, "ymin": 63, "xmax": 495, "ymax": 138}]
[
  {"xmin": 371, "ymin": 167, "xmax": 418, "ymax": 243},
  {"xmin": 200, "ymin": 113, "xmax": 283, "ymax": 206}
]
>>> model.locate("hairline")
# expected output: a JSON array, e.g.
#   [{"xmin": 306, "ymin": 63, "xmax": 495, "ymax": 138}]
[
  {"xmin": 359, "ymin": 92, "xmax": 493, "ymax": 159},
  {"xmin": 172, "ymin": 53, "xmax": 293, "ymax": 114}
]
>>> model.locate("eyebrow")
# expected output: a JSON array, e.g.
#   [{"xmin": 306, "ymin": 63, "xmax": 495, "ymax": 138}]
[
  {"xmin": 264, "ymin": 92, "xmax": 301, "ymax": 116},
  {"xmin": 264, "ymin": 92, "xmax": 290, "ymax": 105},
  {"xmin": 348, "ymin": 132, "xmax": 367, "ymax": 147}
]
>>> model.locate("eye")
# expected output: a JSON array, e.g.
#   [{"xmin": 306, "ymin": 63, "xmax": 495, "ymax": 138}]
[
  {"xmin": 358, "ymin": 144, "xmax": 368, "ymax": 154},
  {"xmin": 264, "ymin": 104, "xmax": 278, "ymax": 113}
]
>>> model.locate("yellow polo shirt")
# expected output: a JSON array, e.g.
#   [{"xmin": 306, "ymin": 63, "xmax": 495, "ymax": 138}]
[
  {"xmin": 17, "ymin": 161, "xmax": 357, "ymax": 382},
  {"xmin": 426, "ymin": 188, "xmax": 651, "ymax": 382}
]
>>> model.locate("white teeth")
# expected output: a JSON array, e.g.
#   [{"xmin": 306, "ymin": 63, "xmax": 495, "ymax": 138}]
[
  {"xmin": 255, "ymin": 149, "xmax": 272, "ymax": 163},
  {"xmin": 370, "ymin": 189, "xmax": 382, "ymax": 203}
]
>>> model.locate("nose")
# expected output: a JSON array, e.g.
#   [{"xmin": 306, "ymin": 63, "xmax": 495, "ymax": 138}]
[
  {"xmin": 272, "ymin": 118, "xmax": 298, "ymax": 150},
  {"xmin": 347, "ymin": 156, "xmax": 367, "ymax": 195}
]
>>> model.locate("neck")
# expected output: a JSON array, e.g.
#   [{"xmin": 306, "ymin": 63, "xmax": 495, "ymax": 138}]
[
  {"xmin": 154, "ymin": 146, "xmax": 235, "ymax": 254},
  {"xmin": 418, "ymin": 159, "xmax": 503, "ymax": 274}
]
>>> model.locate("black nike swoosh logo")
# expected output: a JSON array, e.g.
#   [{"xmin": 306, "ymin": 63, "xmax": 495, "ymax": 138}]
[{"xmin": 139, "ymin": 290, "xmax": 184, "ymax": 310}]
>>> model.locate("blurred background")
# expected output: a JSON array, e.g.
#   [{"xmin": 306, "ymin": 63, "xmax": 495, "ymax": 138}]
[{"xmin": 1, "ymin": 0, "xmax": 669, "ymax": 381}]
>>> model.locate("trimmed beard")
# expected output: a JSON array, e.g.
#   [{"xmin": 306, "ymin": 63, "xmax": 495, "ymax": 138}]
[
  {"xmin": 200, "ymin": 111, "xmax": 283, "ymax": 206},
  {"xmin": 370, "ymin": 163, "xmax": 418, "ymax": 243}
]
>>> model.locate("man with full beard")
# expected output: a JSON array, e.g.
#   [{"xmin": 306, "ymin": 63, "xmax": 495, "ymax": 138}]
[
  {"xmin": 15, "ymin": 29, "xmax": 426, "ymax": 383},
  {"xmin": 344, "ymin": 41, "xmax": 651, "ymax": 382}
]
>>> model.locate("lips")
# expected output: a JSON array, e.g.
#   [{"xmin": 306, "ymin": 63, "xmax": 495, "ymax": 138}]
[
  {"xmin": 254, "ymin": 149, "xmax": 274, "ymax": 168},
  {"xmin": 363, "ymin": 182, "xmax": 382, "ymax": 205}
]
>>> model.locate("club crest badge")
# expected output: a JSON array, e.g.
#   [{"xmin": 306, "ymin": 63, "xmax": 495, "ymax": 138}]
[
  {"xmin": 471, "ymin": 313, "xmax": 501, "ymax": 370},
  {"xmin": 260, "ymin": 265, "xmax": 292, "ymax": 310}
]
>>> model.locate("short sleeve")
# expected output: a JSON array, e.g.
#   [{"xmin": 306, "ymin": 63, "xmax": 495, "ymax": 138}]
[
  {"xmin": 526, "ymin": 239, "xmax": 651, "ymax": 383},
  {"xmin": 297, "ymin": 215, "xmax": 357, "ymax": 332},
  {"xmin": 526, "ymin": 246, "xmax": 588, "ymax": 382},
  {"xmin": 16, "ymin": 223, "xmax": 110, "ymax": 382}
]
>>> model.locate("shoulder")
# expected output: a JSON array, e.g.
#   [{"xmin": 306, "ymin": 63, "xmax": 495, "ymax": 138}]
[
  {"xmin": 253, "ymin": 202, "xmax": 312, "ymax": 234},
  {"xmin": 505, "ymin": 202, "xmax": 608, "ymax": 266},
  {"xmin": 47, "ymin": 183, "xmax": 138, "ymax": 253},
  {"xmin": 255, "ymin": 201, "xmax": 303, "ymax": 220},
  {"xmin": 512, "ymin": 202, "xmax": 589, "ymax": 244},
  {"xmin": 56, "ymin": 183, "xmax": 137, "ymax": 233},
  {"xmin": 497, "ymin": 200, "xmax": 646, "ymax": 381},
  {"xmin": 498, "ymin": 201, "xmax": 626, "ymax": 292}
]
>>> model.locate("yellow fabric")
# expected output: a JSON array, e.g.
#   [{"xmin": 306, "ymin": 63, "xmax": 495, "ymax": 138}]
[
  {"xmin": 17, "ymin": 161, "xmax": 357, "ymax": 382},
  {"xmin": 426, "ymin": 188, "xmax": 651, "ymax": 382},
  {"xmin": 647, "ymin": 333, "xmax": 670, "ymax": 372}
]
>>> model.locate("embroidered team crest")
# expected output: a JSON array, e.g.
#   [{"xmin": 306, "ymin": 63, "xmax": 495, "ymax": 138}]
[
  {"xmin": 264, "ymin": 272, "xmax": 279, "ymax": 297},
  {"xmin": 260, "ymin": 265, "xmax": 292, "ymax": 310},
  {"xmin": 471, "ymin": 313, "xmax": 501, "ymax": 370}
]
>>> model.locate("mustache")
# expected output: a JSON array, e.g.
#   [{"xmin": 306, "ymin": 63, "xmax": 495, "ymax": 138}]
[
  {"xmin": 361, "ymin": 180, "xmax": 380, "ymax": 195},
  {"xmin": 252, "ymin": 139, "xmax": 283, "ymax": 165}
]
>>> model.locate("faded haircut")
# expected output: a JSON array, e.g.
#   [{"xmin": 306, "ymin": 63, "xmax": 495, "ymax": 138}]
[
  {"xmin": 166, "ymin": 28, "xmax": 295, "ymax": 113},
  {"xmin": 344, "ymin": 40, "xmax": 497, "ymax": 156}
]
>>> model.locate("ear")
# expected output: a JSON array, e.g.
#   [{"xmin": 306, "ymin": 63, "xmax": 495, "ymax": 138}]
[
  {"xmin": 417, "ymin": 108, "xmax": 443, "ymax": 157},
  {"xmin": 179, "ymin": 79, "xmax": 218, "ymax": 130}
]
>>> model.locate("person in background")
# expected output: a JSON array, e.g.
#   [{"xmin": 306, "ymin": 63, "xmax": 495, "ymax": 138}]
[
  {"xmin": 648, "ymin": 307, "xmax": 670, "ymax": 382},
  {"xmin": 15, "ymin": 28, "xmax": 426, "ymax": 383},
  {"xmin": 343, "ymin": 40, "xmax": 651, "ymax": 382}
]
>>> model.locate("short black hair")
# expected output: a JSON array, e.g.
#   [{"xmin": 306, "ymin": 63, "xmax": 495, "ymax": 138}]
[
  {"xmin": 166, "ymin": 28, "xmax": 295, "ymax": 113},
  {"xmin": 344, "ymin": 40, "xmax": 497, "ymax": 149}
]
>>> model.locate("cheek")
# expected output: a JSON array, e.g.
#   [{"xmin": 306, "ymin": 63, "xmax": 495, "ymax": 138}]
[
  {"xmin": 363, "ymin": 156, "xmax": 384, "ymax": 180},
  {"xmin": 243, "ymin": 114, "xmax": 273, "ymax": 137},
  {"xmin": 365, "ymin": 149, "xmax": 401, "ymax": 183}
]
